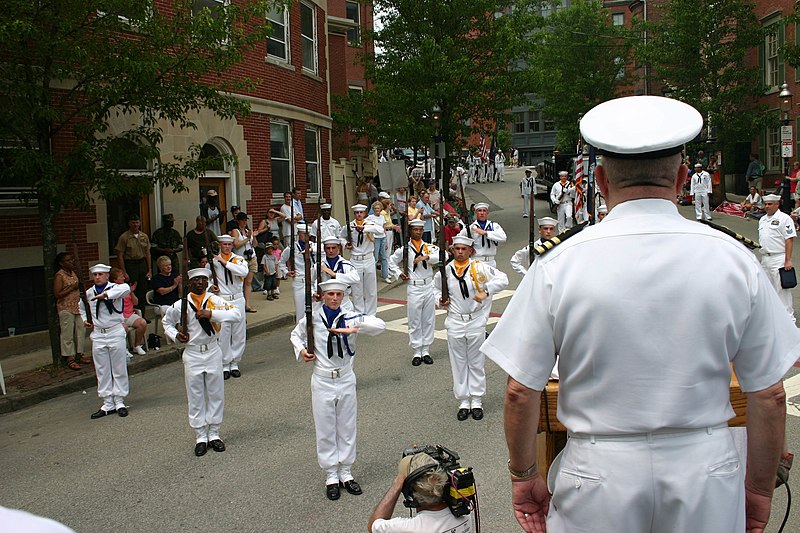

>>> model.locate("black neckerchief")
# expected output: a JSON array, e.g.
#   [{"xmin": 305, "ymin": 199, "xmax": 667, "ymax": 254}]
[
  {"xmin": 187, "ymin": 297, "xmax": 214, "ymax": 336},
  {"xmin": 94, "ymin": 284, "xmax": 121, "ymax": 318},
  {"xmin": 476, "ymin": 220, "xmax": 494, "ymax": 248},
  {"xmin": 411, "ymin": 241, "xmax": 427, "ymax": 271},
  {"xmin": 321, "ymin": 307, "xmax": 345, "ymax": 359},
  {"xmin": 356, "ymin": 223, "xmax": 364, "ymax": 246},
  {"xmin": 450, "ymin": 264, "xmax": 471, "ymax": 299}
]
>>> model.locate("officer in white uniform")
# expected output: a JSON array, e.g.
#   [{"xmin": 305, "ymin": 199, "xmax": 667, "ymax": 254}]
[
  {"xmin": 520, "ymin": 169, "xmax": 536, "ymax": 218},
  {"xmin": 340, "ymin": 204, "xmax": 385, "ymax": 315},
  {"xmin": 211, "ymin": 234, "xmax": 249, "ymax": 379},
  {"xmin": 758, "ymin": 193, "xmax": 796, "ymax": 323},
  {"xmin": 388, "ymin": 219, "xmax": 440, "ymax": 366},
  {"xmin": 484, "ymin": 96, "xmax": 799, "ymax": 533},
  {"xmin": 457, "ymin": 202, "xmax": 506, "ymax": 267},
  {"xmin": 550, "ymin": 171, "xmax": 575, "ymax": 232},
  {"xmin": 80, "ymin": 264, "xmax": 131, "ymax": 419},
  {"xmin": 279, "ymin": 223, "xmax": 316, "ymax": 323},
  {"xmin": 509, "ymin": 217, "xmax": 557, "ymax": 277},
  {"xmin": 162, "ymin": 268, "xmax": 242, "ymax": 456},
  {"xmin": 494, "ymin": 150, "xmax": 506, "ymax": 182},
  {"xmin": 309, "ymin": 203, "xmax": 342, "ymax": 242},
  {"xmin": 690, "ymin": 162, "xmax": 713, "ymax": 220},
  {"xmin": 434, "ymin": 236, "xmax": 508, "ymax": 421},
  {"xmin": 313, "ymin": 235, "xmax": 360, "ymax": 313},
  {"xmin": 290, "ymin": 279, "xmax": 386, "ymax": 500}
]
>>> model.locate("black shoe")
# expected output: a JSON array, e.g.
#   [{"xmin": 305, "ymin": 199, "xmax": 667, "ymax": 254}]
[
  {"xmin": 341, "ymin": 480, "xmax": 363, "ymax": 495},
  {"xmin": 194, "ymin": 442, "xmax": 208, "ymax": 457},
  {"xmin": 457, "ymin": 408, "xmax": 471, "ymax": 421},
  {"xmin": 117, "ymin": 407, "xmax": 129, "ymax": 417},
  {"xmin": 412, "ymin": 356, "xmax": 422, "ymax": 366},
  {"xmin": 90, "ymin": 408, "xmax": 115, "ymax": 419},
  {"xmin": 230, "ymin": 369, "xmax": 241, "ymax": 378},
  {"xmin": 223, "ymin": 370, "xmax": 231, "ymax": 380},
  {"xmin": 209, "ymin": 439, "xmax": 226, "ymax": 452},
  {"xmin": 422, "ymin": 355, "xmax": 433, "ymax": 365},
  {"xmin": 326, "ymin": 483, "xmax": 341, "ymax": 500},
  {"xmin": 471, "ymin": 408, "xmax": 484, "ymax": 420}
]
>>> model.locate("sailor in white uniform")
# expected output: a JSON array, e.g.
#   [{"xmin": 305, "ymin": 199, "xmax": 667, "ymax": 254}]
[
  {"xmin": 388, "ymin": 219, "xmax": 440, "ymax": 366},
  {"xmin": 509, "ymin": 217, "xmax": 557, "ymax": 277},
  {"xmin": 314, "ymin": 235, "xmax": 360, "ymax": 313},
  {"xmin": 309, "ymin": 203, "xmax": 342, "ymax": 242},
  {"xmin": 550, "ymin": 172, "xmax": 575, "ymax": 232},
  {"xmin": 758, "ymin": 193, "xmax": 797, "ymax": 322},
  {"xmin": 279, "ymin": 223, "xmax": 316, "ymax": 323},
  {"xmin": 520, "ymin": 169, "xmax": 536, "ymax": 218},
  {"xmin": 290, "ymin": 279, "xmax": 386, "ymax": 500},
  {"xmin": 80, "ymin": 263, "xmax": 131, "ymax": 419},
  {"xmin": 457, "ymin": 202, "xmax": 506, "ymax": 268},
  {"xmin": 340, "ymin": 204, "xmax": 385, "ymax": 315},
  {"xmin": 211, "ymin": 234, "xmax": 249, "ymax": 379},
  {"xmin": 162, "ymin": 268, "xmax": 242, "ymax": 456}
]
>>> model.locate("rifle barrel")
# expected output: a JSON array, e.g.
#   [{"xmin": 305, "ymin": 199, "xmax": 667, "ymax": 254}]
[
  {"xmin": 181, "ymin": 221, "xmax": 189, "ymax": 336},
  {"xmin": 71, "ymin": 233, "xmax": 93, "ymax": 326}
]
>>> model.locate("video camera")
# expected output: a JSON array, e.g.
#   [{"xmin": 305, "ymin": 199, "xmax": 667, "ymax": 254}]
[{"xmin": 401, "ymin": 444, "xmax": 477, "ymax": 518}]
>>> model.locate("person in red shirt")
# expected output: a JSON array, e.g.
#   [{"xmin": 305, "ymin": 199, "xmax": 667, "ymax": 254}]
[
  {"xmin": 790, "ymin": 161, "xmax": 800, "ymax": 208},
  {"xmin": 112, "ymin": 268, "xmax": 148, "ymax": 356},
  {"xmin": 443, "ymin": 215, "xmax": 463, "ymax": 256}
]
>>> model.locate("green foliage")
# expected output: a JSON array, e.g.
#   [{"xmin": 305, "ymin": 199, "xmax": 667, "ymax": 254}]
[{"xmin": 527, "ymin": 0, "xmax": 633, "ymax": 152}]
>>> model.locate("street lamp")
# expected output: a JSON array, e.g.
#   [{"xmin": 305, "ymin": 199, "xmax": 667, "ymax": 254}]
[
  {"xmin": 780, "ymin": 83, "xmax": 793, "ymax": 213},
  {"xmin": 430, "ymin": 105, "xmax": 445, "ymax": 198}
]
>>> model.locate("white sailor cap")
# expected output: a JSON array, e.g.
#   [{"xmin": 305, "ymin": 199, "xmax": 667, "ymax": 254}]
[
  {"xmin": 474, "ymin": 202, "xmax": 490, "ymax": 210},
  {"xmin": 320, "ymin": 203, "xmax": 332, "ymax": 209},
  {"xmin": 351, "ymin": 204, "xmax": 368, "ymax": 212},
  {"xmin": 379, "ymin": 191, "xmax": 391, "ymax": 199},
  {"xmin": 597, "ymin": 205, "xmax": 608, "ymax": 214},
  {"xmin": 538, "ymin": 217, "xmax": 558, "ymax": 227},
  {"xmin": 559, "ymin": 171, "xmax": 569, "ymax": 177},
  {"xmin": 89, "ymin": 263, "xmax": 112, "ymax": 274},
  {"xmin": 322, "ymin": 235, "xmax": 342, "ymax": 245},
  {"xmin": 217, "ymin": 234, "xmax": 234, "ymax": 243},
  {"xmin": 188, "ymin": 268, "xmax": 210, "ymax": 279},
  {"xmin": 409, "ymin": 219, "xmax": 425, "ymax": 227},
  {"xmin": 525, "ymin": 168, "xmax": 532, "ymax": 173},
  {"xmin": 297, "ymin": 223, "xmax": 308, "ymax": 233},
  {"xmin": 319, "ymin": 279, "xmax": 348, "ymax": 293},
  {"xmin": 694, "ymin": 163, "xmax": 703, "ymax": 168},
  {"xmin": 580, "ymin": 96, "xmax": 702, "ymax": 159},
  {"xmin": 764, "ymin": 194, "xmax": 782, "ymax": 202},
  {"xmin": 452, "ymin": 236, "xmax": 474, "ymax": 247}
]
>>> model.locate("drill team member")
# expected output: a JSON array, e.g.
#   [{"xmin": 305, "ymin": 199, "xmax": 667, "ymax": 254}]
[
  {"xmin": 310, "ymin": 203, "xmax": 343, "ymax": 242},
  {"xmin": 314, "ymin": 235, "xmax": 360, "ymax": 313},
  {"xmin": 759, "ymin": 193, "xmax": 796, "ymax": 323},
  {"xmin": 162, "ymin": 269, "xmax": 242, "ymax": 456},
  {"xmin": 80, "ymin": 264, "xmax": 131, "ymax": 419},
  {"xmin": 340, "ymin": 204, "xmax": 385, "ymax": 315},
  {"xmin": 279, "ymin": 223, "xmax": 316, "ymax": 322},
  {"xmin": 434, "ymin": 236, "xmax": 508, "ymax": 421},
  {"xmin": 550, "ymin": 171, "xmax": 575, "ymax": 232},
  {"xmin": 457, "ymin": 203, "xmax": 506, "ymax": 267},
  {"xmin": 509, "ymin": 217, "xmax": 557, "ymax": 277},
  {"xmin": 211, "ymin": 234, "xmax": 249, "ymax": 380},
  {"xmin": 290, "ymin": 280, "xmax": 386, "ymax": 500},
  {"xmin": 388, "ymin": 219, "xmax": 440, "ymax": 366}
]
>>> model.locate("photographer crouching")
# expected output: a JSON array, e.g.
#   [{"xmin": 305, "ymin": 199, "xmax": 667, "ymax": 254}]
[{"xmin": 368, "ymin": 445, "xmax": 478, "ymax": 533}]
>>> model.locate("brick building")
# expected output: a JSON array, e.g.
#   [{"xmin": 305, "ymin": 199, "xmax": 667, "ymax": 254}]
[{"xmin": 0, "ymin": 0, "xmax": 373, "ymax": 336}]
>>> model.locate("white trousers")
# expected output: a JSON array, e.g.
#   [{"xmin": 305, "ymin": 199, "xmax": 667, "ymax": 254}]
[
  {"xmin": 496, "ymin": 164, "xmax": 505, "ymax": 181},
  {"xmin": 444, "ymin": 315, "xmax": 486, "ymax": 408},
  {"xmin": 350, "ymin": 257, "xmax": 378, "ymax": 315},
  {"xmin": 385, "ymin": 230, "xmax": 394, "ymax": 257},
  {"xmin": 557, "ymin": 203, "xmax": 573, "ymax": 232},
  {"xmin": 407, "ymin": 282, "xmax": 436, "ymax": 355},
  {"xmin": 522, "ymin": 193, "xmax": 531, "ymax": 217},
  {"xmin": 547, "ymin": 427, "xmax": 744, "ymax": 533},
  {"xmin": 694, "ymin": 192, "xmax": 711, "ymax": 220},
  {"xmin": 291, "ymin": 280, "xmax": 306, "ymax": 322},
  {"xmin": 762, "ymin": 254, "xmax": 795, "ymax": 323},
  {"xmin": 182, "ymin": 344, "xmax": 224, "ymax": 435},
  {"xmin": 91, "ymin": 328, "xmax": 129, "ymax": 409},
  {"xmin": 219, "ymin": 296, "xmax": 246, "ymax": 367},
  {"xmin": 311, "ymin": 371, "xmax": 357, "ymax": 484}
]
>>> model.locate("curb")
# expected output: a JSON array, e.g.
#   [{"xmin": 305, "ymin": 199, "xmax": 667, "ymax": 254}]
[{"xmin": 0, "ymin": 312, "xmax": 296, "ymax": 416}]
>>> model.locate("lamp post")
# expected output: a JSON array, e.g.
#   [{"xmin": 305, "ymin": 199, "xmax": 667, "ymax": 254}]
[{"xmin": 780, "ymin": 83, "xmax": 793, "ymax": 213}]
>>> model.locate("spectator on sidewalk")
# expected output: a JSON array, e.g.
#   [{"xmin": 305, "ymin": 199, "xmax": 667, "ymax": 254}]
[
  {"xmin": 261, "ymin": 242, "xmax": 279, "ymax": 300},
  {"xmin": 150, "ymin": 213, "xmax": 183, "ymax": 274},
  {"xmin": 112, "ymin": 268, "xmax": 147, "ymax": 357},
  {"xmin": 114, "ymin": 213, "xmax": 151, "ymax": 312},
  {"xmin": 54, "ymin": 252, "xmax": 88, "ymax": 370},
  {"xmin": 741, "ymin": 186, "xmax": 764, "ymax": 215},
  {"xmin": 185, "ymin": 216, "xmax": 218, "ymax": 268},
  {"xmin": 746, "ymin": 153, "xmax": 765, "ymax": 191},
  {"xmin": 151, "ymin": 255, "xmax": 182, "ymax": 316}
]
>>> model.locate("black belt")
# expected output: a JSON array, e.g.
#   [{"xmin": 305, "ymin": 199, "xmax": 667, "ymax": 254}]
[{"xmin": 124, "ymin": 258, "xmax": 146, "ymax": 263}]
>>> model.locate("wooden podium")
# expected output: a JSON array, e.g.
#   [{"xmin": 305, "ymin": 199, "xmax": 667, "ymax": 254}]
[{"xmin": 537, "ymin": 375, "xmax": 748, "ymax": 478}]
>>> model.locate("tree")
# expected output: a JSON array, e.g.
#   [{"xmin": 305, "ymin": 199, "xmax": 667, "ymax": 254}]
[
  {"xmin": 643, "ymin": 0, "xmax": 771, "ymax": 197},
  {"xmin": 334, "ymin": 0, "xmax": 545, "ymax": 190},
  {"xmin": 0, "ymin": 0, "xmax": 284, "ymax": 365},
  {"xmin": 527, "ymin": 0, "xmax": 633, "ymax": 152}
]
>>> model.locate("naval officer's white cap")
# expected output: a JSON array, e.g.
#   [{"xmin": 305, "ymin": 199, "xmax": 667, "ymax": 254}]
[
  {"xmin": 597, "ymin": 205, "xmax": 609, "ymax": 214},
  {"xmin": 89, "ymin": 263, "xmax": 112, "ymax": 274},
  {"xmin": 188, "ymin": 268, "xmax": 210, "ymax": 279},
  {"xmin": 320, "ymin": 203, "xmax": 332, "ymax": 209},
  {"xmin": 319, "ymin": 279, "xmax": 349, "ymax": 293},
  {"xmin": 217, "ymin": 234, "xmax": 234, "ymax": 243},
  {"xmin": 580, "ymin": 96, "xmax": 703, "ymax": 159},
  {"xmin": 409, "ymin": 219, "xmax": 426, "ymax": 227},
  {"xmin": 452, "ymin": 236, "xmax": 474, "ymax": 247},
  {"xmin": 474, "ymin": 202, "xmax": 490, "ymax": 210},
  {"xmin": 296, "ymin": 223, "xmax": 308, "ymax": 233},
  {"xmin": 538, "ymin": 217, "xmax": 558, "ymax": 227},
  {"xmin": 351, "ymin": 204, "xmax": 368, "ymax": 212},
  {"xmin": 322, "ymin": 235, "xmax": 342, "ymax": 245},
  {"xmin": 764, "ymin": 194, "xmax": 782, "ymax": 202}
]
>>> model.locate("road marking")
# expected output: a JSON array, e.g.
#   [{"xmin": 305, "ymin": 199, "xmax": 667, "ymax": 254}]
[{"xmin": 786, "ymin": 373, "xmax": 800, "ymax": 418}]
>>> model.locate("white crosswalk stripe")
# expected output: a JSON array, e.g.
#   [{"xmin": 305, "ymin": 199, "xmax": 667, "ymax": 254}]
[{"xmin": 785, "ymin": 373, "xmax": 800, "ymax": 418}]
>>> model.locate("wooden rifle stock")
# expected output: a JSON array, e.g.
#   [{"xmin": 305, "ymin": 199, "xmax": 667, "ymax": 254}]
[
  {"xmin": 342, "ymin": 177, "xmax": 352, "ymax": 247},
  {"xmin": 439, "ymin": 177, "xmax": 449, "ymax": 303},
  {"xmin": 457, "ymin": 173, "xmax": 472, "ymax": 239},
  {"xmin": 402, "ymin": 176, "xmax": 412, "ymax": 278},
  {"xmin": 316, "ymin": 201, "xmax": 322, "ymax": 288},
  {"xmin": 71, "ymin": 232, "xmax": 93, "ymax": 326},
  {"xmin": 204, "ymin": 230, "xmax": 219, "ymax": 288},
  {"xmin": 529, "ymin": 178, "xmax": 536, "ymax": 266},
  {"xmin": 181, "ymin": 222, "xmax": 189, "ymax": 336},
  {"xmin": 303, "ymin": 237, "xmax": 314, "ymax": 354},
  {"xmin": 289, "ymin": 202, "xmax": 296, "ymax": 271}
]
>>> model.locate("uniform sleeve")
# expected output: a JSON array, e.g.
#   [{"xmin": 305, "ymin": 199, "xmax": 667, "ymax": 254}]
[
  {"xmin": 114, "ymin": 233, "xmax": 126, "ymax": 255},
  {"xmin": 225, "ymin": 256, "xmax": 249, "ymax": 277},
  {"xmin": 348, "ymin": 314, "xmax": 385, "ymax": 336},
  {"xmin": 484, "ymin": 264, "xmax": 508, "ymax": 295},
  {"xmin": 336, "ymin": 263, "xmax": 360, "ymax": 286},
  {"xmin": 427, "ymin": 244, "xmax": 441, "ymax": 265},
  {"xmin": 162, "ymin": 304, "xmax": 180, "ymax": 343},
  {"xmin": 510, "ymin": 247, "xmax": 529, "ymax": 277},
  {"xmin": 550, "ymin": 183, "xmax": 559, "ymax": 204},
  {"xmin": 105, "ymin": 282, "xmax": 131, "ymax": 300},
  {"xmin": 78, "ymin": 290, "xmax": 90, "ymax": 322},
  {"xmin": 487, "ymin": 222, "xmax": 507, "ymax": 244},
  {"xmin": 388, "ymin": 246, "xmax": 404, "ymax": 277},
  {"xmin": 785, "ymin": 215, "xmax": 797, "ymax": 239},
  {"xmin": 433, "ymin": 270, "xmax": 443, "ymax": 305},
  {"xmin": 481, "ymin": 261, "xmax": 557, "ymax": 391},
  {"xmin": 278, "ymin": 248, "xmax": 290, "ymax": 277},
  {"xmin": 290, "ymin": 319, "xmax": 307, "ymax": 361},
  {"xmin": 209, "ymin": 296, "xmax": 243, "ymax": 323}
]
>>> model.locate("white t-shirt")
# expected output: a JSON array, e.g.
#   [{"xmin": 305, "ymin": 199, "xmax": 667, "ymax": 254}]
[
  {"xmin": 758, "ymin": 210, "xmax": 796, "ymax": 254},
  {"xmin": 371, "ymin": 508, "xmax": 471, "ymax": 533},
  {"xmin": 483, "ymin": 199, "xmax": 800, "ymax": 434}
]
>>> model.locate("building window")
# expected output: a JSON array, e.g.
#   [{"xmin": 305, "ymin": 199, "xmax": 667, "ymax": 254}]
[
  {"xmin": 346, "ymin": 1, "xmax": 360, "ymax": 46},
  {"xmin": 767, "ymin": 125, "xmax": 781, "ymax": 171},
  {"xmin": 543, "ymin": 116, "xmax": 555, "ymax": 131},
  {"xmin": 513, "ymin": 113, "xmax": 525, "ymax": 133},
  {"xmin": 612, "ymin": 13, "xmax": 624, "ymax": 26},
  {"xmin": 98, "ymin": 1, "xmax": 152, "ymax": 26},
  {"xmin": 305, "ymin": 128, "xmax": 320, "ymax": 195},
  {"xmin": 762, "ymin": 18, "xmax": 784, "ymax": 91},
  {"xmin": 767, "ymin": 31, "xmax": 779, "ymax": 88},
  {"xmin": 267, "ymin": 6, "xmax": 289, "ymax": 61},
  {"xmin": 529, "ymin": 111, "xmax": 540, "ymax": 132},
  {"xmin": 193, "ymin": 0, "xmax": 225, "ymax": 20},
  {"xmin": 271, "ymin": 122, "xmax": 292, "ymax": 193},
  {"xmin": 614, "ymin": 57, "xmax": 625, "ymax": 79},
  {"xmin": 300, "ymin": 2, "xmax": 318, "ymax": 74}
]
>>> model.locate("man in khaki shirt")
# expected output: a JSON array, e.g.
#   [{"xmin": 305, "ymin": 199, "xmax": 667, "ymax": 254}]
[{"xmin": 115, "ymin": 213, "xmax": 152, "ymax": 312}]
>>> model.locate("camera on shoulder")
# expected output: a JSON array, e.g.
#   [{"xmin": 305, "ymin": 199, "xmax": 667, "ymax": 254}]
[{"xmin": 401, "ymin": 444, "xmax": 477, "ymax": 518}]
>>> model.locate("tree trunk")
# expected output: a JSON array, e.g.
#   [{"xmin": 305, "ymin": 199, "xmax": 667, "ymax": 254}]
[{"xmin": 39, "ymin": 194, "xmax": 62, "ymax": 367}]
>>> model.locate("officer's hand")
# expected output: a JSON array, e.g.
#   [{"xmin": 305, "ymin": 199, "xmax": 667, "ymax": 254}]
[
  {"xmin": 745, "ymin": 485, "xmax": 772, "ymax": 533},
  {"xmin": 177, "ymin": 332, "xmax": 189, "ymax": 343},
  {"xmin": 210, "ymin": 285, "xmax": 220, "ymax": 294},
  {"xmin": 473, "ymin": 227, "xmax": 487, "ymax": 236},
  {"xmin": 439, "ymin": 297, "xmax": 450, "ymax": 307},
  {"xmin": 287, "ymin": 270, "xmax": 296, "ymax": 278},
  {"xmin": 474, "ymin": 290, "xmax": 488, "ymax": 303},
  {"xmin": 92, "ymin": 292, "xmax": 108, "ymax": 301},
  {"xmin": 321, "ymin": 265, "xmax": 335, "ymax": 276},
  {"xmin": 329, "ymin": 326, "xmax": 359, "ymax": 335},
  {"xmin": 84, "ymin": 321, "xmax": 93, "ymax": 330},
  {"xmin": 785, "ymin": 260, "xmax": 793, "ymax": 271},
  {"xmin": 511, "ymin": 475, "xmax": 550, "ymax": 533},
  {"xmin": 400, "ymin": 273, "xmax": 410, "ymax": 280},
  {"xmin": 301, "ymin": 349, "xmax": 316, "ymax": 362},
  {"xmin": 345, "ymin": 243, "xmax": 353, "ymax": 250},
  {"xmin": 196, "ymin": 309, "xmax": 212, "ymax": 319},
  {"xmin": 312, "ymin": 292, "xmax": 321, "ymax": 302}
]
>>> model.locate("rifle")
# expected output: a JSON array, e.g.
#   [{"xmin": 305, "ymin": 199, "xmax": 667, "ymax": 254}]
[
  {"xmin": 457, "ymin": 172, "xmax": 472, "ymax": 238},
  {"xmin": 342, "ymin": 176, "xmax": 353, "ymax": 247},
  {"xmin": 439, "ymin": 170, "xmax": 449, "ymax": 303},
  {"xmin": 181, "ymin": 221, "xmax": 189, "ymax": 337},
  {"xmin": 203, "ymin": 230, "xmax": 219, "ymax": 289},
  {"xmin": 316, "ymin": 198, "xmax": 322, "ymax": 288},
  {"xmin": 71, "ymin": 231, "xmax": 92, "ymax": 326},
  {"xmin": 289, "ymin": 201, "xmax": 296, "ymax": 271},
  {"xmin": 303, "ymin": 233, "xmax": 315, "ymax": 355},
  {"xmin": 402, "ymin": 174, "xmax": 413, "ymax": 278},
  {"xmin": 528, "ymin": 176, "xmax": 536, "ymax": 266}
]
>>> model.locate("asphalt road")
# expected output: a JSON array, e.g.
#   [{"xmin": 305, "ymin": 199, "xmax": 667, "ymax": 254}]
[{"xmin": 2, "ymin": 169, "xmax": 799, "ymax": 533}]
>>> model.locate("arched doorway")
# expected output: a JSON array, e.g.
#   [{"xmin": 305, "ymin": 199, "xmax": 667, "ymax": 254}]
[{"xmin": 199, "ymin": 140, "xmax": 235, "ymax": 235}]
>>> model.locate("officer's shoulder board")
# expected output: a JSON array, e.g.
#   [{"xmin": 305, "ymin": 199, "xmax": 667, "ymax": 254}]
[
  {"xmin": 699, "ymin": 220, "xmax": 760, "ymax": 250},
  {"xmin": 533, "ymin": 222, "xmax": 589, "ymax": 257}
]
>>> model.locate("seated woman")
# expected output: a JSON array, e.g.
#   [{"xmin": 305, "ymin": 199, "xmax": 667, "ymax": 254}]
[
  {"xmin": 741, "ymin": 186, "xmax": 763, "ymax": 213},
  {"xmin": 151, "ymin": 255, "xmax": 182, "ymax": 316}
]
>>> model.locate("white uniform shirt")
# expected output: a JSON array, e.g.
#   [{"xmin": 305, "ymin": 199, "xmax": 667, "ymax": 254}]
[
  {"xmin": 388, "ymin": 241, "xmax": 441, "ymax": 280},
  {"xmin": 211, "ymin": 253, "xmax": 248, "ymax": 295},
  {"xmin": 690, "ymin": 170, "xmax": 712, "ymax": 195},
  {"xmin": 509, "ymin": 242, "xmax": 540, "ymax": 276},
  {"xmin": 433, "ymin": 260, "xmax": 508, "ymax": 317},
  {"xmin": 483, "ymin": 199, "xmax": 800, "ymax": 434},
  {"xmin": 162, "ymin": 292, "xmax": 241, "ymax": 346},
  {"xmin": 79, "ymin": 282, "xmax": 131, "ymax": 330},
  {"xmin": 278, "ymin": 242, "xmax": 316, "ymax": 282},
  {"xmin": 312, "ymin": 256, "xmax": 360, "ymax": 292},
  {"xmin": 495, "ymin": 152, "xmax": 506, "ymax": 166},
  {"xmin": 550, "ymin": 181, "xmax": 574, "ymax": 205},
  {"xmin": 758, "ymin": 209, "xmax": 796, "ymax": 254},
  {"xmin": 371, "ymin": 508, "xmax": 472, "ymax": 533},
  {"xmin": 340, "ymin": 219, "xmax": 385, "ymax": 256},
  {"xmin": 309, "ymin": 217, "xmax": 342, "ymax": 241},
  {"xmin": 520, "ymin": 175, "xmax": 535, "ymax": 195},
  {"xmin": 457, "ymin": 220, "xmax": 507, "ymax": 258},
  {"xmin": 279, "ymin": 204, "xmax": 296, "ymax": 238}
]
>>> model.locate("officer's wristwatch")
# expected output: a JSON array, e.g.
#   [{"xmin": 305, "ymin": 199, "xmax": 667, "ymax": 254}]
[{"xmin": 508, "ymin": 460, "xmax": 537, "ymax": 479}]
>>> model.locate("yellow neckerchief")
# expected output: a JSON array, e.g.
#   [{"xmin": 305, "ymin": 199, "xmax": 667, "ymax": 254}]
[
  {"xmin": 355, "ymin": 219, "xmax": 375, "ymax": 242},
  {"xmin": 411, "ymin": 239, "xmax": 429, "ymax": 256},
  {"xmin": 189, "ymin": 291, "xmax": 222, "ymax": 332},
  {"xmin": 452, "ymin": 259, "xmax": 470, "ymax": 277},
  {"xmin": 220, "ymin": 252, "xmax": 232, "ymax": 261}
]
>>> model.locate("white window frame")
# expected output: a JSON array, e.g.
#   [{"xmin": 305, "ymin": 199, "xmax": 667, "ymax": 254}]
[
  {"xmin": 612, "ymin": 13, "xmax": 624, "ymax": 26},
  {"xmin": 193, "ymin": 0, "xmax": 230, "ymax": 45},
  {"xmin": 346, "ymin": 1, "xmax": 361, "ymax": 46},
  {"xmin": 97, "ymin": 1, "xmax": 153, "ymax": 28},
  {"xmin": 266, "ymin": 6, "xmax": 290, "ymax": 62},
  {"xmin": 270, "ymin": 121, "xmax": 293, "ymax": 197},
  {"xmin": 766, "ymin": 28, "xmax": 780, "ymax": 90},
  {"xmin": 300, "ymin": 2, "xmax": 318, "ymax": 75},
  {"xmin": 767, "ymin": 124, "xmax": 782, "ymax": 171},
  {"xmin": 304, "ymin": 127, "xmax": 321, "ymax": 196},
  {"xmin": 614, "ymin": 57, "xmax": 625, "ymax": 79}
]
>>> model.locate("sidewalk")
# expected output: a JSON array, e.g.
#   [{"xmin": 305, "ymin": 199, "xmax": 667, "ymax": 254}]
[{"xmin": 0, "ymin": 278, "xmax": 400, "ymax": 414}]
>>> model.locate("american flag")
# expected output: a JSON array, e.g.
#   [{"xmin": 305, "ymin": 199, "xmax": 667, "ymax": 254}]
[
  {"xmin": 574, "ymin": 152, "xmax": 584, "ymax": 214},
  {"xmin": 479, "ymin": 133, "xmax": 488, "ymax": 161}
]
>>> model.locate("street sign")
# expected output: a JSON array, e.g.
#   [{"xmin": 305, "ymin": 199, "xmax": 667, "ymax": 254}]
[
  {"xmin": 782, "ymin": 141, "xmax": 793, "ymax": 158},
  {"xmin": 782, "ymin": 125, "xmax": 793, "ymax": 142}
]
